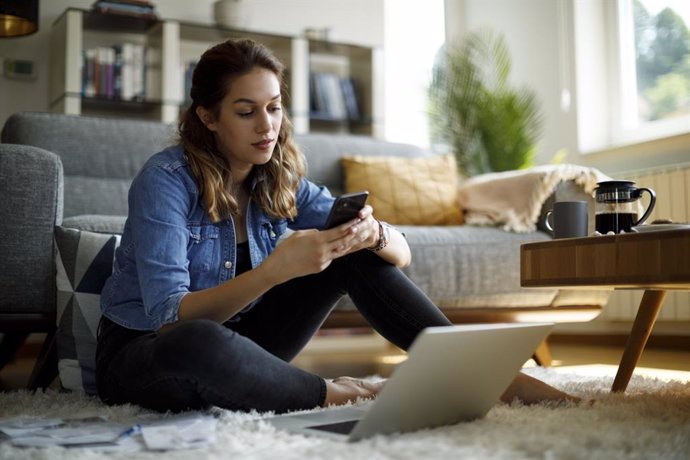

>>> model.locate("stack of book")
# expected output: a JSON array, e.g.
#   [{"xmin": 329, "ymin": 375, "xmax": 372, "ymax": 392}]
[
  {"xmin": 182, "ymin": 61, "xmax": 197, "ymax": 108},
  {"xmin": 91, "ymin": 0, "xmax": 158, "ymax": 20},
  {"xmin": 310, "ymin": 73, "xmax": 361, "ymax": 121},
  {"xmin": 81, "ymin": 43, "xmax": 161, "ymax": 102}
]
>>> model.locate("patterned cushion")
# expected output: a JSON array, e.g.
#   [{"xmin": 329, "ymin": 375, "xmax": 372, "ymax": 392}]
[
  {"xmin": 341, "ymin": 154, "xmax": 464, "ymax": 225},
  {"xmin": 55, "ymin": 226, "xmax": 120, "ymax": 394}
]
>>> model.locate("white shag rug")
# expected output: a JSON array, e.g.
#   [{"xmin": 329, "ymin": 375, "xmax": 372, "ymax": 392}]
[{"xmin": 1, "ymin": 366, "xmax": 689, "ymax": 460}]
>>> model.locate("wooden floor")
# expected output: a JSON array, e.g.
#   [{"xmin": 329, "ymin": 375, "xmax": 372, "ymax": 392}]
[
  {"xmin": 3, "ymin": 334, "xmax": 690, "ymax": 391},
  {"xmin": 291, "ymin": 334, "xmax": 690, "ymax": 380}
]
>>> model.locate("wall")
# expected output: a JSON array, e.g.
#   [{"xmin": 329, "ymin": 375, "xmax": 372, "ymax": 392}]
[
  {"xmin": 0, "ymin": 0, "xmax": 384, "ymax": 128},
  {"xmin": 444, "ymin": 0, "xmax": 574, "ymax": 167},
  {"xmin": 444, "ymin": 0, "xmax": 690, "ymax": 176}
]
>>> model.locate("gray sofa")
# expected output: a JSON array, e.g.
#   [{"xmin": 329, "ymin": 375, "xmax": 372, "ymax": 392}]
[{"xmin": 0, "ymin": 112, "xmax": 608, "ymax": 388}]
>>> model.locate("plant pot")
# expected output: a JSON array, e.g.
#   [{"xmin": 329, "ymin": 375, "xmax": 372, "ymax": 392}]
[{"xmin": 213, "ymin": 0, "xmax": 249, "ymax": 29}]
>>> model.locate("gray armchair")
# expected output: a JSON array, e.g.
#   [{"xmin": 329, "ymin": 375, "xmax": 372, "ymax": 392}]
[
  {"xmin": 0, "ymin": 112, "xmax": 175, "ymax": 389},
  {"xmin": 0, "ymin": 143, "xmax": 63, "ymax": 388}
]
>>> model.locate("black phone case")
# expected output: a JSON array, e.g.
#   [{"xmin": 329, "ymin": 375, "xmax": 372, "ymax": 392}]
[{"xmin": 323, "ymin": 191, "xmax": 369, "ymax": 229}]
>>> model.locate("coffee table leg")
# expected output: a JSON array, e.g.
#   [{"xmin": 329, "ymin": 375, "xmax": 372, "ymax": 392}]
[{"xmin": 611, "ymin": 290, "xmax": 667, "ymax": 393}]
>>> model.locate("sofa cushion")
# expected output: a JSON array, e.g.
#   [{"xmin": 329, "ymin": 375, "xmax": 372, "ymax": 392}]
[
  {"xmin": 62, "ymin": 215, "xmax": 127, "ymax": 234},
  {"xmin": 400, "ymin": 226, "xmax": 557, "ymax": 307},
  {"xmin": 295, "ymin": 133, "xmax": 432, "ymax": 194},
  {"xmin": 341, "ymin": 154, "xmax": 463, "ymax": 225},
  {"xmin": 1, "ymin": 112, "xmax": 176, "ymax": 218},
  {"xmin": 55, "ymin": 226, "xmax": 120, "ymax": 394},
  {"xmin": 333, "ymin": 225, "xmax": 558, "ymax": 311}
]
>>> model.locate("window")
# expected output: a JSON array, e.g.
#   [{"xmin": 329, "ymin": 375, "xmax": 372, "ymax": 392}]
[
  {"xmin": 383, "ymin": 0, "xmax": 445, "ymax": 147},
  {"xmin": 574, "ymin": 0, "xmax": 690, "ymax": 153}
]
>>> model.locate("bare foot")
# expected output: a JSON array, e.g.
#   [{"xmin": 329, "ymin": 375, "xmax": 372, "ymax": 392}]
[
  {"xmin": 323, "ymin": 376, "xmax": 386, "ymax": 406},
  {"xmin": 501, "ymin": 372, "xmax": 580, "ymax": 405}
]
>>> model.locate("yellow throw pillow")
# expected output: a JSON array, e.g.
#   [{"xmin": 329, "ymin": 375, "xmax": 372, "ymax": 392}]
[{"xmin": 341, "ymin": 154, "xmax": 464, "ymax": 225}]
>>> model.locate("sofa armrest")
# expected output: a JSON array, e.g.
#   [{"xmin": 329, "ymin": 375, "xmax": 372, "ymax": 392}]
[{"xmin": 0, "ymin": 144, "xmax": 63, "ymax": 314}]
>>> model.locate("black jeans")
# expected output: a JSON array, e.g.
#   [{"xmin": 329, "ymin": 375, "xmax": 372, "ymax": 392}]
[{"xmin": 96, "ymin": 250, "xmax": 451, "ymax": 413}]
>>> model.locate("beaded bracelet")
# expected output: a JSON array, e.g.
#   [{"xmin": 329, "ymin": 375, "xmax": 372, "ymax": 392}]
[{"xmin": 368, "ymin": 220, "xmax": 390, "ymax": 252}]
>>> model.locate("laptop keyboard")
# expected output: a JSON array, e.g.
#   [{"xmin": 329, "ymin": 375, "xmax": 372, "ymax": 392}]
[{"xmin": 308, "ymin": 420, "xmax": 359, "ymax": 435}]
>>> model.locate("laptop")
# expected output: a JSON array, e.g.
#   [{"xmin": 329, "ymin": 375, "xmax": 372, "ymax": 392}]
[{"xmin": 264, "ymin": 322, "xmax": 553, "ymax": 441}]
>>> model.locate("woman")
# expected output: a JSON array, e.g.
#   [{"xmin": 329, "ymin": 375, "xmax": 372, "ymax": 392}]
[{"xmin": 96, "ymin": 39, "xmax": 574, "ymax": 414}]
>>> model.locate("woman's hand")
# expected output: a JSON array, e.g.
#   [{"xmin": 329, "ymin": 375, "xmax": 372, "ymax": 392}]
[
  {"xmin": 258, "ymin": 219, "xmax": 367, "ymax": 285},
  {"xmin": 259, "ymin": 204, "xmax": 409, "ymax": 286},
  {"xmin": 336, "ymin": 204, "xmax": 380, "ymax": 254},
  {"xmin": 351, "ymin": 205, "xmax": 412, "ymax": 268},
  {"xmin": 173, "ymin": 203, "xmax": 413, "ymax": 327},
  {"xmin": 259, "ymin": 206, "xmax": 376, "ymax": 284},
  {"xmin": 174, "ymin": 224, "xmax": 352, "ymax": 326}
]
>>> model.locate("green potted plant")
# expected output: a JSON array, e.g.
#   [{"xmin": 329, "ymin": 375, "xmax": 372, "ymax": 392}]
[{"xmin": 428, "ymin": 29, "xmax": 543, "ymax": 177}]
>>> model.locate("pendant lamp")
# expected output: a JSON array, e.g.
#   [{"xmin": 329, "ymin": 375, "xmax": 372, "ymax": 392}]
[{"xmin": 0, "ymin": 0, "xmax": 39, "ymax": 38}]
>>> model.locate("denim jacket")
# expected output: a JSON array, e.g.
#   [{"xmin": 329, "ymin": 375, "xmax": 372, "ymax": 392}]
[{"xmin": 100, "ymin": 145, "xmax": 334, "ymax": 331}]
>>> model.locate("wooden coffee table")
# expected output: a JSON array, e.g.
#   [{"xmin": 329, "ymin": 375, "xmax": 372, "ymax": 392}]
[{"xmin": 520, "ymin": 229, "xmax": 690, "ymax": 392}]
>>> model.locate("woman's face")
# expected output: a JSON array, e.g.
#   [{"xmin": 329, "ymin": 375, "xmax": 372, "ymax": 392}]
[{"xmin": 200, "ymin": 67, "xmax": 283, "ymax": 172}]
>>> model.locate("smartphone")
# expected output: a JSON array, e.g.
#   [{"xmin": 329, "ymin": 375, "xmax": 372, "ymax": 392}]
[{"xmin": 323, "ymin": 191, "xmax": 369, "ymax": 229}]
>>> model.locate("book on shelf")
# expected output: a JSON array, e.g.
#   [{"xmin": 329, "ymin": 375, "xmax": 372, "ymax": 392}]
[
  {"xmin": 340, "ymin": 77, "xmax": 361, "ymax": 121},
  {"xmin": 116, "ymin": 43, "xmax": 135, "ymax": 100},
  {"xmin": 100, "ymin": 47, "xmax": 114, "ymax": 98},
  {"xmin": 309, "ymin": 72, "xmax": 362, "ymax": 121},
  {"xmin": 95, "ymin": 0, "xmax": 156, "ymax": 5},
  {"xmin": 81, "ymin": 42, "xmax": 159, "ymax": 102},
  {"xmin": 82, "ymin": 49, "xmax": 96, "ymax": 97},
  {"xmin": 182, "ymin": 61, "xmax": 197, "ymax": 108},
  {"xmin": 91, "ymin": 0, "xmax": 158, "ymax": 20},
  {"xmin": 83, "ymin": 47, "xmax": 116, "ymax": 98}
]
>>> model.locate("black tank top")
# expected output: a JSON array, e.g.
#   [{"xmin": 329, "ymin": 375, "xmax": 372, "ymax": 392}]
[{"xmin": 235, "ymin": 241, "xmax": 252, "ymax": 275}]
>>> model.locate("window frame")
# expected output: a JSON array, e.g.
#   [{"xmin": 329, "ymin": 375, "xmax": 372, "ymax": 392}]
[{"xmin": 573, "ymin": 0, "xmax": 690, "ymax": 154}]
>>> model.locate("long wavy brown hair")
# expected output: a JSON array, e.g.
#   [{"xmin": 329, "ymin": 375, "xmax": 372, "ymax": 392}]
[{"xmin": 179, "ymin": 39, "xmax": 305, "ymax": 222}]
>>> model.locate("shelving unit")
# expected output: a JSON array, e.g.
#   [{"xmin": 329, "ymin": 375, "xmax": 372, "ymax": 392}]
[
  {"xmin": 50, "ymin": 8, "xmax": 383, "ymax": 136},
  {"xmin": 308, "ymin": 40, "xmax": 382, "ymax": 136},
  {"xmin": 176, "ymin": 22, "xmax": 300, "ymax": 128},
  {"xmin": 50, "ymin": 9, "xmax": 173, "ymax": 122}
]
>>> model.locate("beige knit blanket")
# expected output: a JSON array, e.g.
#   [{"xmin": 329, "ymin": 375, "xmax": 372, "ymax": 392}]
[{"xmin": 457, "ymin": 164, "xmax": 612, "ymax": 232}]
